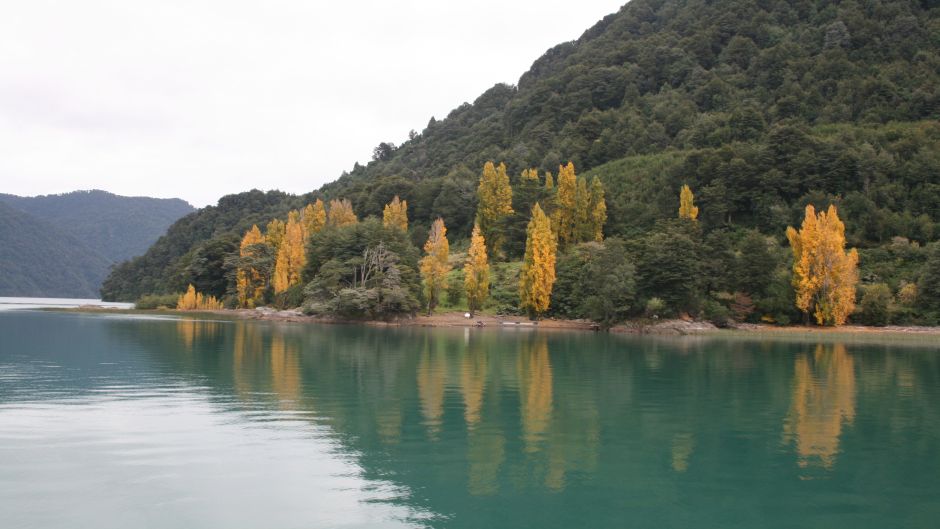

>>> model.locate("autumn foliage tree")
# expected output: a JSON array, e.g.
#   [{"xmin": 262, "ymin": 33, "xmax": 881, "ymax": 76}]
[
  {"xmin": 476, "ymin": 161, "xmax": 513, "ymax": 257},
  {"xmin": 420, "ymin": 218, "xmax": 452, "ymax": 315},
  {"xmin": 589, "ymin": 176, "xmax": 607, "ymax": 241},
  {"xmin": 463, "ymin": 223, "xmax": 490, "ymax": 316},
  {"xmin": 550, "ymin": 162, "xmax": 605, "ymax": 248},
  {"xmin": 302, "ymin": 199, "xmax": 327, "ymax": 238},
  {"xmin": 236, "ymin": 225, "xmax": 269, "ymax": 308},
  {"xmin": 786, "ymin": 204, "xmax": 859, "ymax": 326},
  {"xmin": 383, "ymin": 195, "xmax": 409, "ymax": 231},
  {"xmin": 552, "ymin": 162, "xmax": 578, "ymax": 249},
  {"xmin": 273, "ymin": 210, "xmax": 306, "ymax": 294},
  {"xmin": 520, "ymin": 203, "xmax": 557, "ymax": 318},
  {"xmin": 177, "ymin": 284, "xmax": 223, "ymax": 310},
  {"xmin": 328, "ymin": 198, "xmax": 358, "ymax": 227},
  {"xmin": 678, "ymin": 184, "xmax": 699, "ymax": 221}
]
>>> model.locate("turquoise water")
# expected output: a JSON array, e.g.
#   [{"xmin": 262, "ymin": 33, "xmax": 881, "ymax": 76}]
[{"xmin": 1, "ymin": 310, "xmax": 938, "ymax": 528}]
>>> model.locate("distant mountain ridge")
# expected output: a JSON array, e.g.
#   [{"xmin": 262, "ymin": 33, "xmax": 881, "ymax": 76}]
[{"xmin": 0, "ymin": 190, "xmax": 193, "ymax": 298}]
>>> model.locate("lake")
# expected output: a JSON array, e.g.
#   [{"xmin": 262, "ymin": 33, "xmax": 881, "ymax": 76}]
[{"xmin": 1, "ymin": 309, "xmax": 938, "ymax": 528}]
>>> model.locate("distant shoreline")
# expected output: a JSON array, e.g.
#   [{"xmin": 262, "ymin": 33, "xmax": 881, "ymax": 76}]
[{"xmin": 43, "ymin": 305, "xmax": 940, "ymax": 337}]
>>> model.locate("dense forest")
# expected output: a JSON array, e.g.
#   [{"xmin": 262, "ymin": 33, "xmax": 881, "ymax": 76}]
[
  {"xmin": 103, "ymin": 0, "xmax": 940, "ymax": 326},
  {"xmin": 0, "ymin": 191, "xmax": 193, "ymax": 297}
]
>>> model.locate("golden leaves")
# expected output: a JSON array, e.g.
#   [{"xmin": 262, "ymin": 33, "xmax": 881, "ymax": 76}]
[
  {"xmin": 520, "ymin": 203, "xmax": 557, "ymax": 317},
  {"xmin": 787, "ymin": 204, "xmax": 859, "ymax": 325}
]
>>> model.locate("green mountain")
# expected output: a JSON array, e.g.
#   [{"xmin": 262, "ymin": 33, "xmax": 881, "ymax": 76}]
[
  {"xmin": 0, "ymin": 190, "xmax": 194, "ymax": 263},
  {"xmin": 0, "ymin": 190, "xmax": 194, "ymax": 298},
  {"xmin": 0, "ymin": 201, "xmax": 112, "ymax": 298},
  {"xmin": 102, "ymin": 0, "xmax": 940, "ymax": 303}
]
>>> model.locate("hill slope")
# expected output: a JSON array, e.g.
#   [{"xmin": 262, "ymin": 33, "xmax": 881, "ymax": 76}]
[
  {"xmin": 102, "ymin": 0, "xmax": 940, "ymax": 302},
  {"xmin": 0, "ymin": 202, "xmax": 112, "ymax": 298},
  {"xmin": 0, "ymin": 190, "xmax": 194, "ymax": 263},
  {"xmin": 0, "ymin": 190, "xmax": 194, "ymax": 298}
]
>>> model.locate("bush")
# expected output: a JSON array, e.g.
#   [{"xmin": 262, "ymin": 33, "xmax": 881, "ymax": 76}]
[
  {"xmin": 135, "ymin": 293, "xmax": 179, "ymax": 310},
  {"xmin": 645, "ymin": 297, "xmax": 666, "ymax": 318},
  {"xmin": 857, "ymin": 283, "xmax": 892, "ymax": 326}
]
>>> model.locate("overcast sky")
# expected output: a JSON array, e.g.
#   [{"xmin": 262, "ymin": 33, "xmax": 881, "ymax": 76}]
[{"xmin": 1, "ymin": 1, "xmax": 624, "ymax": 207}]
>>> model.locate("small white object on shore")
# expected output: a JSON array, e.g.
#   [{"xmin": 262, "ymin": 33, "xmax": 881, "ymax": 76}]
[{"xmin": 464, "ymin": 312, "xmax": 471, "ymax": 319}]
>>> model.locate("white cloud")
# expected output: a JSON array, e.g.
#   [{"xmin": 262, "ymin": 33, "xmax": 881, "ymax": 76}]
[{"xmin": 0, "ymin": 0, "xmax": 624, "ymax": 207}]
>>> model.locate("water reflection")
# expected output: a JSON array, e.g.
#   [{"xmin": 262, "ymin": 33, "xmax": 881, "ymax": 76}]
[
  {"xmin": 519, "ymin": 335, "xmax": 553, "ymax": 452},
  {"xmin": 4, "ymin": 309, "xmax": 940, "ymax": 529},
  {"xmin": 784, "ymin": 343, "xmax": 857, "ymax": 472}
]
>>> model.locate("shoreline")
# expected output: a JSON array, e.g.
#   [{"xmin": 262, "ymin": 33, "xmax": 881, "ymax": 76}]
[{"xmin": 51, "ymin": 305, "xmax": 940, "ymax": 337}]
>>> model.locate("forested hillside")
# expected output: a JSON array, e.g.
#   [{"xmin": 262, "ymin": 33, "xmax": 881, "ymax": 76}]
[
  {"xmin": 0, "ymin": 202, "xmax": 112, "ymax": 297},
  {"xmin": 102, "ymin": 0, "xmax": 940, "ymax": 325},
  {"xmin": 0, "ymin": 190, "xmax": 193, "ymax": 297},
  {"xmin": 0, "ymin": 190, "xmax": 193, "ymax": 262}
]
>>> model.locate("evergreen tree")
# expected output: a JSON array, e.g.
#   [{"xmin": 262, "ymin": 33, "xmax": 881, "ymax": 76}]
[
  {"xmin": 520, "ymin": 203, "xmax": 557, "ymax": 318},
  {"xmin": 328, "ymin": 198, "xmax": 358, "ymax": 227},
  {"xmin": 736, "ymin": 231, "xmax": 775, "ymax": 298},
  {"xmin": 917, "ymin": 243, "xmax": 940, "ymax": 315},
  {"xmin": 637, "ymin": 222, "xmax": 701, "ymax": 315},
  {"xmin": 302, "ymin": 199, "xmax": 327, "ymax": 238},
  {"xmin": 678, "ymin": 184, "xmax": 699, "ymax": 221},
  {"xmin": 475, "ymin": 161, "xmax": 513, "ymax": 257},
  {"xmin": 383, "ymin": 195, "xmax": 409, "ymax": 231},
  {"xmin": 420, "ymin": 218, "xmax": 452, "ymax": 315},
  {"xmin": 464, "ymin": 223, "xmax": 490, "ymax": 317},
  {"xmin": 786, "ymin": 204, "xmax": 859, "ymax": 326}
]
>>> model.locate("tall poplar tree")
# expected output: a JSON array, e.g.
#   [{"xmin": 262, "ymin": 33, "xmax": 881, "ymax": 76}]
[
  {"xmin": 475, "ymin": 161, "xmax": 513, "ymax": 257},
  {"xmin": 328, "ymin": 198, "xmax": 358, "ymax": 227},
  {"xmin": 552, "ymin": 162, "xmax": 577, "ymax": 249},
  {"xmin": 266, "ymin": 218, "xmax": 286, "ymax": 253},
  {"xmin": 520, "ymin": 203, "xmax": 557, "ymax": 319},
  {"xmin": 273, "ymin": 210, "xmax": 305, "ymax": 294},
  {"xmin": 383, "ymin": 195, "xmax": 409, "ymax": 231},
  {"xmin": 574, "ymin": 176, "xmax": 591, "ymax": 242},
  {"xmin": 420, "ymin": 218, "xmax": 452, "ymax": 315},
  {"xmin": 463, "ymin": 223, "xmax": 490, "ymax": 317},
  {"xmin": 678, "ymin": 184, "xmax": 699, "ymax": 221},
  {"xmin": 589, "ymin": 176, "xmax": 607, "ymax": 242},
  {"xmin": 302, "ymin": 199, "xmax": 327, "ymax": 238},
  {"xmin": 236, "ymin": 225, "xmax": 267, "ymax": 308},
  {"xmin": 786, "ymin": 204, "xmax": 859, "ymax": 326}
]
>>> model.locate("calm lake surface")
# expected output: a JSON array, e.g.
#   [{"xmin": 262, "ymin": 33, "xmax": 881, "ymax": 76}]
[{"xmin": 1, "ymin": 309, "xmax": 939, "ymax": 528}]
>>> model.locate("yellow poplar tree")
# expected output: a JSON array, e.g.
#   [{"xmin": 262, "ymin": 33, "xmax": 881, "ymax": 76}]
[
  {"xmin": 678, "ymin": 184, "xmax": 699, "ymax": 221},
  {"xmin": 302, "ymin": 199, "xmax": 326, "ymax": 238},
  {"xmin": 520, "ymin": 203, "xmax": 557, "ymax": 318},
  {"xmin": 463, "ymin": 223, "xmax": 490, "ymax": 317},
  {"xmin": 273, "ymin": 210, "xmax": 305, "ymax": 294},
  {"xmin": 544, "ymin": 171, "xmax": 554, "ymax": 190},
  {"xmin": 236, "ymin": 225, "xmax": 267, "ymax": 308},
  {"xmin": 177, "ymin": 284, "xmax": 223, "ymax": 310},
  {"xmin": 383, "ymin": 195, "xmax": 409, "ymax": 231},
  {"xmin": 786, "ymin": 204, "xmax": 859, "ymax": 326},
  {"xmin": 475, "ymin": 161, "xmax": 514, "ymax": 256},
  {"xmin": 420, "ymin": 218, "xmax": 452, "ymax": 315},
  {"xmin": 521, "ymin": 168, "xmax": 539, "ymax": 182},
  {"xmin": 589, "ymin": 176, "xmax": 607, "ymax": 242},
  {"xmin": 574, "ymin": 175, "xmax": 591, "ymax": 242},
  {"xmin": 328, "ymin": 198, "xmax": 358, "ymax": 227},
  {"xmin": 266, "ymin": 218, "xmax": 286, "ymax": 253},
  {"xmin": 552, "ymin": 162, "xmax": 577, "ymax": 249}
]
